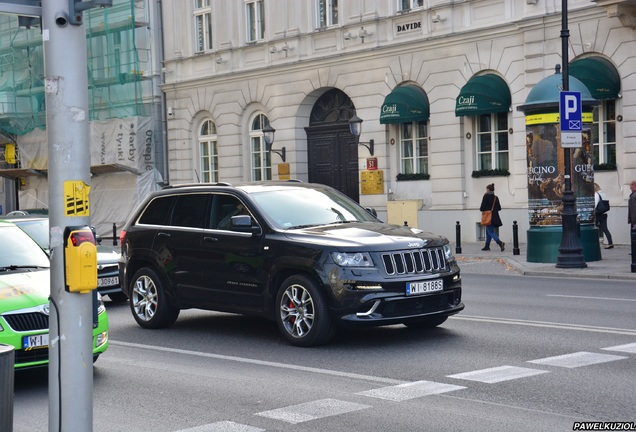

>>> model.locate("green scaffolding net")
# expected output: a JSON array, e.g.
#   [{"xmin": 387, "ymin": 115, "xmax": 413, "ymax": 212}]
[{"xmin": 0, "ymin": 0, "xmax": 153, "ymax": 138}]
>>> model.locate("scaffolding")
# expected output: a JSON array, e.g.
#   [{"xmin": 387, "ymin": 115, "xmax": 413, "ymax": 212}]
[{"xmin": 0, "ymin": 0, "xmax": 152, "ymax": 137}]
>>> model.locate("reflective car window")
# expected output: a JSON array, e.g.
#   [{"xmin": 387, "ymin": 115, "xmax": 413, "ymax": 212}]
[
  {"xmin": 249, "ymin": 187, "xmax": 379, "ymax": 229},
  {"xmin": 138, "ymin": 196, "xmax": 176, "ymax": 225},
  {"xmin": 0, "ymin": 225, "xmax": 50, "ymax": 268},
  {"xmin": 170, "ymin": 194, "xmax": 208, "ymax": 228}
]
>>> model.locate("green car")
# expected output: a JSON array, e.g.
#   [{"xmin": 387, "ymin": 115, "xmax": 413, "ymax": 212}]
[{"xmin": 0, "ymin": 221, "xmax": 108, "ymax": 369}]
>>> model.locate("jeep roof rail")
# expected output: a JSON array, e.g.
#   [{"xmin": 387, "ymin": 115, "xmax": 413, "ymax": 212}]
[{"xmin": 162, "ymin": 182, "xmax": 233, "ymax": 189}]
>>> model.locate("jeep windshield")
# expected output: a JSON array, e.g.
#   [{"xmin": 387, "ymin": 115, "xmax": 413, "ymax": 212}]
[{"xmin": 248, "ymin": 186, "xmax": 380, "ymax": 230}]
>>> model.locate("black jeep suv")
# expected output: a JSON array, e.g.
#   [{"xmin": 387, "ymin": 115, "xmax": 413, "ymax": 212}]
[{"xmin": 119, "ymin": 181, "xmax": 463, "ymax": 346}]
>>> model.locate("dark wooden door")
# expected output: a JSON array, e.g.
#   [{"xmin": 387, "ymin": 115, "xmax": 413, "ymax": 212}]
[{"xmin": 306, "ymin": 124, "xmax": 359, "ymax": 202}]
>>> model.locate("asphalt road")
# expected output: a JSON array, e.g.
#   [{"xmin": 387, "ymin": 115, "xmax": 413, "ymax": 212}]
[{"xmin": 12, "ymin": 266, "xmax": 636, "ymax": 432}]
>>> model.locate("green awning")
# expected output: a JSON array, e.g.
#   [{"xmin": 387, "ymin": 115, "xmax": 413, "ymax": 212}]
[
  {"xmin": 455, "ymin": 74, "xmax": 511, "ymax": 116},
  {"xmin": 379, "ymin": 85, "xmax": 429, "ymax": 124},
  {"xmin": 570, "ymin": 57, "xmax": 620, "ymax": 100}
]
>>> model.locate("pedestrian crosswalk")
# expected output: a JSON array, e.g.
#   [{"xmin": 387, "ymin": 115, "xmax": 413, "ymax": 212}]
[{"xmin": 174, "ymin": 342, "xmax": 636, "ymax": 431}]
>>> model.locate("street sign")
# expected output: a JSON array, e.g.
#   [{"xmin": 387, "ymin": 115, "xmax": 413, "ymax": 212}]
[{"xmin": 560, "ymin": 91, "xmax": 582, "ymax": 148}]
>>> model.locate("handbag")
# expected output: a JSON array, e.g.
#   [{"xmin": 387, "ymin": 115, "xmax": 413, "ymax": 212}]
[
  {"xmin": 480, "ymin": 197, "xmax": 496, "ymax": 226},
  {"xmin": 595, "ymin": 193, "xmax": 610, "ymax": 215}
]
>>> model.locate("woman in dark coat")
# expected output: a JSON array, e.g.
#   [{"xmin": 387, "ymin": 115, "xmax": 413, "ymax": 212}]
[{"xmin": 479, "ymin": 183, "xmax": 505, "ymax": 251}]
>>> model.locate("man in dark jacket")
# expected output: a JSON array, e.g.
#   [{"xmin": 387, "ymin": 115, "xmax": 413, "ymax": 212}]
[
  {"xmin": 479, "ymin": 183, "xmax": 505, "ymax": 251},
  {"xmin": 628, "ymin": 180, "xmax": 636, "ymax": 231}
]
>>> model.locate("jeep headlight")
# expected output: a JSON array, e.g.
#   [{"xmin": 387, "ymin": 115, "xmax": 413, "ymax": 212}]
[
  {"xmin": 331, "ymin": 252, "xmax": 374, "ymax": 267},
  {"xmin": 443, "ymin": 244, "xmax": 455, "ymax": 261}
]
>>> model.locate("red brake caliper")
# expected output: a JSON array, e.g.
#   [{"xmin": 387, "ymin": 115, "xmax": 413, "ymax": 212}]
[{"xmin": 289, "ymin": 299, "xmax": 296, "ymax": 324}]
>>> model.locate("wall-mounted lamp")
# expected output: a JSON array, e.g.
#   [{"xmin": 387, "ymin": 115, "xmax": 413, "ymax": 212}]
[
  {"xmin": 263, "ymin": 124, "xmax": 286, "ymax": 162},
  {"xmin": 270, "ymin": 42, "xmax": 293, "ymax": 56},
  {"xmin": 343, "ymin": 31, "xmax": 356, "ymax": 41},
  {"xmin": 431, "ymin": 14, "xmax": 446, "ymax": 23},
  {"xmin": 348, "ymin": 115, "xmax": 374, "ymax": 156},
  {"xmin": 358, "ymin": 27, "xmax": 372, "ymax": 43}
]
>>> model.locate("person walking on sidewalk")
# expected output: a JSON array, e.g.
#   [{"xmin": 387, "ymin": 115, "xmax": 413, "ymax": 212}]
[
  {"xmin": 594, "ymin": 183, "xmax": 613, "ymax": 249},
  {"xmin": 479, "ymin": 183, "xmax": 505, "ymax": 251},
  {"xmin": 628, "ymin": 180, "xmax": 636, "ymax": 231}
]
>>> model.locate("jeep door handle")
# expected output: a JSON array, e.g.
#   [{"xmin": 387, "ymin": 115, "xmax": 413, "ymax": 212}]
[
  {"xmin": 204, "ymin": 236, "xmax": 218, "ymax": 242},
  {"xmin": 157, "ymin": 232, "xmax": 170, "ymax": 237}
]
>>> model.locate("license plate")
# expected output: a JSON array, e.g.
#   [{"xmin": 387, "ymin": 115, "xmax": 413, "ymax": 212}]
[
  {"xmin": 98, "ymin": 276, "xmax": 119, "ymax": 287},
  {"xmin": 406, "ymin": 279, "xmax": 443, "ymax": 296},
  {"xmin": 23, "ymin": 334, "xmax": 49, "ymax": 350}
]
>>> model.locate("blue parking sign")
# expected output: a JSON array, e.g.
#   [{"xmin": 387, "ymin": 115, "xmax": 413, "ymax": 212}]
[{"xmin": 560, "ymin": 91, "xmax": 582, "ymax": 148}]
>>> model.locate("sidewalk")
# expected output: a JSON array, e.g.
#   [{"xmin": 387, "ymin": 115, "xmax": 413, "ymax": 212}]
[{"xmin": 455, "ymin": 240, "xmax": 636, "ymax": 280}]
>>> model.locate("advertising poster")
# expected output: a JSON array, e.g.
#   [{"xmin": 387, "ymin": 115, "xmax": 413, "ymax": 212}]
[{"xmin": 526, "ymin": 117, "xmax": 594, "ymax": 226}]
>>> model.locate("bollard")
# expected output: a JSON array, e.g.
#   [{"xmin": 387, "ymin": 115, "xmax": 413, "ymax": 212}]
[
  {"xmin": 455, "ymin": 221, "xmax": 462, "ymax": 254},
  {"xmin": 631, "ymin": 228, "xmax": 636, "ymax": 273},
  {"xmin": 0, "ymin": 344, "xmax": 14, "ymax": 432},
  {"xmin": 112, "ymin": 223, "xmax": 118, "ymax": 246},
  {"xmin": 512, "ymin": 220, "xmax": 520, "ymax": 255}
]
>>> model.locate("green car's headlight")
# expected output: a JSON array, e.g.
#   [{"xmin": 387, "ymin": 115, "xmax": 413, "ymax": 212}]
[
  {"xmin": 97, "ymin": 293, "xmax": 106, "ymax": 314},
  {"xmin": 331, "ymin": 252, "xmax": 374, "ymax": 267}
]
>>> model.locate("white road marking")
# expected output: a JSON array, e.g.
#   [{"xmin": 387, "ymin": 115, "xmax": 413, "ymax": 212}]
[
  {"xmin": 528, "ymin": 351, "xmax": 627, "ymax": 368},
  {"xmin": 110, "ymin": 340, "xmax": 407, "ymax": 385},
  {"xmin": 452, "ymin": 315, "xmax": 636, "ymax": 336},
  {"xmin": 357, "ymin": 380, "xmax": 466, "ymax": 401},
  {"xmin": 546, "ymin": 294, "xmax": 636, "ymax": 302},
  {"xmin": 602, "ymin": 342, "xmax": 636, "ymax": 354},
  {"xmin": 176, "ymin": 421, "xmax": 264, "ymax": 432},
  {"xmin": 447, "ymin": 366, "xmax": 549, "ymax": 383},
  {"xmin": 255, "ymin": 399, "xmax": 370, "ymax": 424}
]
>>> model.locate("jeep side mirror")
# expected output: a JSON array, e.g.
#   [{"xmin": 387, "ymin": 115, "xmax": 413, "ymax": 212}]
[{"xmin": 230, "ymin": 215, "xmax": 262, "ymax": 235}]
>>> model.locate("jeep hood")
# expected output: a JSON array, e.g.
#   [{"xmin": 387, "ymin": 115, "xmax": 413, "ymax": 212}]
[
  {"xmin": 0, "ymin": 270, "xmax": 50, "ymax": 314},
  {"xmin": 283, "ymin": 222, "xmax": 448, "ymax": 249}
]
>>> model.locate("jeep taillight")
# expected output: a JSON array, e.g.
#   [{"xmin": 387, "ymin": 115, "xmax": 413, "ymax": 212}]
[{"xmin": 119, "ymin": 229, "xmax": 126, "ymax": 245}]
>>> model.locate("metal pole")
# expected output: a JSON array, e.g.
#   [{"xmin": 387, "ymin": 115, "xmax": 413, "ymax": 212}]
[
  {"xmin": 112, "ymin": 222, "xmax": 117, "ymax": 246},
  {"xmin": 0, "ymin": 344, "xmax": 14, "ymax": 432},
  {"xmin": 556, "ymin": 0, "xmax": 587, "ymax": 268},
  {"xmin": 455, "ymin": 221, "xmax": 462, "ymax": 254},
  {"xmin": 42, "ymin": 1, "xmax": 95, "ymax": 431},
  {"xmin": 512, "ymin": 220, "xmax": 520, "ymax": 255}
]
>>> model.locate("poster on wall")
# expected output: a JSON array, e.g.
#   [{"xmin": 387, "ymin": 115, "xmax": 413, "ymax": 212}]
[{"xmin": 526, "ymin": 117, "xmax": 594, "ymax": 226}]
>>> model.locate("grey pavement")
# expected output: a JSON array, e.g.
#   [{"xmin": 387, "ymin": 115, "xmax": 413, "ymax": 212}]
[{"xmin": 455, "ymin": 240, "xmax": 636, "ymax": 280}]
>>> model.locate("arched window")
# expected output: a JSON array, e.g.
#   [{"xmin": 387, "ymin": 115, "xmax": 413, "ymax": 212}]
[
  {"xmin": 249, "ymin": 113, "xmax": 271, "ymax": 181},
  {"xmin": 199, "ymin": 119, "xmax": 218, "ymax": 182}
]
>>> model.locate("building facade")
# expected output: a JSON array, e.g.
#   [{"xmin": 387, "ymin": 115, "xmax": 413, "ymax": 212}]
[{"xmin": 160, "ymin": 0, "xmax": 636, "ymax": 244}]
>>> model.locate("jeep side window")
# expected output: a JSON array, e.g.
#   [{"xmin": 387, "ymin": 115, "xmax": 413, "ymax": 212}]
[
  {"xmin": 212, "ymin": 195, "xmax": 249, "ymax": 230},
  {"xmin": 138, "ymin": 196, "xmax": 176, "ymax": 225},
  {"xmin": 170, "ymin": 194, "xmax": 208, "ymax": 228}
]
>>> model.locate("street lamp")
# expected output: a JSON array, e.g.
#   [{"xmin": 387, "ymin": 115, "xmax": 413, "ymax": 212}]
[
  {"xmin": 556, "ymin": 0, "xmax": 586, "ymax": 268},
  {"xmin": 348, "ymin": 114, "xmax": 374, "ymax": 156},
  {"xmin": 263, "ymin": 124, "xmax": 286, "ymax": 162}
]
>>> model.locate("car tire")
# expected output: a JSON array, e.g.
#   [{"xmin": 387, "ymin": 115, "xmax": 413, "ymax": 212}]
[
  {"xmin": 107, "ymin": 292, "xmax": 129, "ymax": 303},
  {"xmin": 403, "ymin": 316, "xmax": 448, "ymax": 330},
  {"xmin": 275, "ymin": 275, "xmax": 335, "ymax": 347},
  {"xmin": 129, "ymin": 267, "xmax": 179, "ymax": 329}
]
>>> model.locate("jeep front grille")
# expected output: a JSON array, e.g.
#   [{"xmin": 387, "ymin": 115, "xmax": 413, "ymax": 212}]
[
  {"xmin": 381, "ymin": 248, "xmax": 447, "ymax": 275},
  {"xmin": 2, "ymin": 312, "xmax": 49, "ymax": 332}
]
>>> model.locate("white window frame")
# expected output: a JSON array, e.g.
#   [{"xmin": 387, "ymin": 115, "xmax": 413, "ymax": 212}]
[
  {"xmin": 591, "ymin": 100, "xmax": 616, "ymax": 166},
  {"xmin": 475, "ymin": 112, "xmax": 509, "ymax": 171},
  {"xmin": 398, "ymin": 0, "xmax": 424, "ymax": 12},
  {"xmin": 194, "ymin": 0, "xmax": 213, "ymax": 52},
  {"xmin": 399, "ymin": 120, "xmax": 429, "ymax": 175},
  {"xmin": 199, "ymin": 119, "xmax": 218, "ymax": 183},
  {"xmin": 249, "ymin": 113, "xmax": 272, "ymax": 181},
  {"xmin": 245, "ymin": 0, "xmax": 265, "ymax": 43},
  {"xmin": 316, "ymin": 0, "xmax": 338, "ymax": 28}
]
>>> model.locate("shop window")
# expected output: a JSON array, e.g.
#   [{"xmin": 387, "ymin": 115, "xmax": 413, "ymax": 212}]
[
  {"xmin": 592, "ymin": 100, "xmax": 617, "ymax": 169},
  {"xmin": 199, "ymin": 119, "xmax": 218, "ymax": 183},
  {"xmin": 246, "ymin": 0, "xmax": 265, "ymax": 43},
  {"xmin": 250, "ymin": 113, "xmax": 272, "ymax": 181},
  {"xmin": 399, "ymin": 120, "xmax": 429, "ymax": 177},
  {"xmin": 476, "ymin": 112, "xmax": 509, "ymax": 171},
  {"xmin": 194, "ymin": 0, "xmax": 213, "ymax": 52},
  {"xmin": 317, "ymin": 0, "xmax": 338, "ymax": 28}
]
